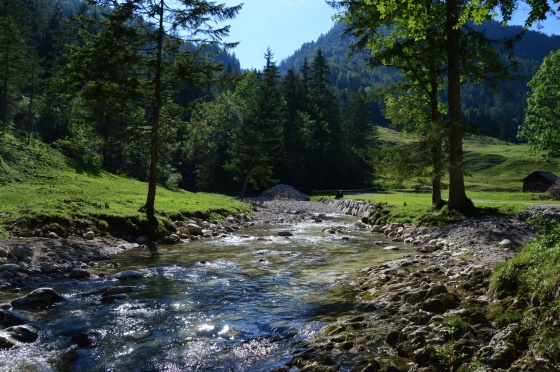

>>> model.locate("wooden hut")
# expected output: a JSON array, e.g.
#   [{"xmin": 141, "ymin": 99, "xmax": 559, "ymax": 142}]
[{"xmin": 522, "ymin": 171, "xmax": 559, "ymax": 192}]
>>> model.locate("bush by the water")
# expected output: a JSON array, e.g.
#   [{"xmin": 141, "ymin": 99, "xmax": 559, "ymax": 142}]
[{"xmin": 491, "ymin": 214, "xmax": 560, "ymax": 361}]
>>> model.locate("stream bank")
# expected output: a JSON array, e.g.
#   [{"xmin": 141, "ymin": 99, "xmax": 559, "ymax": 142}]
[
  {"xmin": 1, "ymin": 194, "xmax": 559, "ymax": 370},
  {"xmin": 278, "ymin": 200, "xmax": 560, "ymax": 371}
]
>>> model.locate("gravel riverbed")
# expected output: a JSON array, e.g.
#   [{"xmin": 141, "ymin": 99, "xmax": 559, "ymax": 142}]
[{"xmin": 2, "ymin": 196, "xmax": 560, "ymax": 370}]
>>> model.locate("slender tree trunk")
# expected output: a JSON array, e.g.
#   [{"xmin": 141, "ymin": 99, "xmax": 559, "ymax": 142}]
[
  {"xmin": 145, "ymin": 0, "xmax": 164, "ymax": 222},
  {"xmin": 445, "ymin": 0, "xmax": 474, "ymax": 214},
  {"xmin": 431, "ymin": 139, "xmax": 443, "ymax": 208},
  {"xmin": 1, "ymin": 42, "xmax": 8, "ymax": 133},
  {"xmin": 428, "ymin": 34, "xmax": 443, "ymax": 209},
  {"xmin": 240, "ymin": 168, "xmax": 252, "ymax": 200},
  {"xmin": 1, "ymin": 0, "xmax": 9, "ymax": 134}
]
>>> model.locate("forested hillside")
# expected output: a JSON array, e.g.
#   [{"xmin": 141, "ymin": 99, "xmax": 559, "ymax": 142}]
[
  {"xmin": 2, "ymin": 0, "xmax": 559, "ymax": 200},
  {"xmin": 280, "ymin": 21, "xmax": 560, "ymax": 141}
]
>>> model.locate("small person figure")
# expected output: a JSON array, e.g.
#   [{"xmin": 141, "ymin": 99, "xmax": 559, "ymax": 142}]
[{"xmin": 335, "ymin": 190, "xmax": 343, "ymax": 199}]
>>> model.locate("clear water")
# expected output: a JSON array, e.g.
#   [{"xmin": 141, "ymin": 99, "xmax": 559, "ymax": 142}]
[{"xmin": 0, "ymin": 214, "xmax": 412, "ymax": 371}]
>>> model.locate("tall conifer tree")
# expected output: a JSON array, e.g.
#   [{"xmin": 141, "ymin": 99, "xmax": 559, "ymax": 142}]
[{"xmin": 68, "ymin": 0, "xmax": 241, "ymax": 227}]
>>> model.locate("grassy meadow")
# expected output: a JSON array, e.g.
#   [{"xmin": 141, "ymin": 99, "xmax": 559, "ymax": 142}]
[
  {"xmin": 1, "ymin": 126, "xmax": 560, "ymax": 236},
  {"xmin": 312, "ymin": 128, "xmax": 560, "ymax": 224},
  {"xmin": 0, "ymin": 134, "xmax": 249, "ymax": 238}
]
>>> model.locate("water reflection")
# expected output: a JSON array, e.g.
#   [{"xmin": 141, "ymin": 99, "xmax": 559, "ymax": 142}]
[{"xmin": 0, "ymin": 214, "xmax": 412, "ymax": 371}]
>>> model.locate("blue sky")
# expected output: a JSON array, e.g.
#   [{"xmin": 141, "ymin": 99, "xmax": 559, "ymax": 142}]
[
  {"xmin": 220, "ymin": 0, "xmax": 560, "ymax": 70},
  {"xmin": 221, "ymin": 0, "xmax": 337, "ymax": 69}
]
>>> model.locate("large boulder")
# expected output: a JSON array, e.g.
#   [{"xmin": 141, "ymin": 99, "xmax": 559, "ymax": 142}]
[
  {"xmin": 114, "ymin": 270, "xmax": 144, "ymax": 281},
  {"xmin": 69, "ymin": 268, "xmax": 91, "ymax": 279},
  {"xmin": 0, "ymin": 309, "xmax": 29, "ymax": 327},
  {"xmin": 11, "ymin": 288, "xmax": 65, "ymax": 310}
]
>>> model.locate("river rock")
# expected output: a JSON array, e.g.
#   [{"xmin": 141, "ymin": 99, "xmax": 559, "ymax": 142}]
[
  {"xmin": 102, "ymin": 286, "xmax": 137, "ymax": 296},
  {"xmin": 277, "ymin": 231, "xmax": 293, "ymax": 237},
  {"xmin": 160, "ymin": 234, "xmax": 180, "ymax": 244},
  {"xmin": 0, "ymin": 309, "xmax": 29, "ymax": 327},
  {"xmin": 3, "ymin": 323, "xmax": 40, "ymax": 343},
  {"xmin": 69, "ymin": 268, "xmax": 91, "ymax": 279},
  {"xmin": 0, "ymin": 331, "xmax": 17, "ymax": 349},
  {"xmin": 498, "ymin": 239, "xmax": 512, "ymax": 247},
  {"xmin": 0, "ymin": 270, "xmax": 15, "ymax": 279},
  {"xmin": 186, "ymin": 224, "xmax": 203, "ymax": 235},
  {"xmin": 114, "ymin": 270, "xmax": 144, "ymax": 280},
  {"xmin": 40, "ymin": 262, "xmax": 58, "ymax": 274},
  {"xmin": 0, "ymin": 264, "xmax": 20, "ymax": 272},
  {"xmin": 71, "ymin": 332, "xmax": 94, "ymax": 347},
  {"xmin": 9, "ymin": 246, "xmax": 29, "ymax": 260},
  {"xmin": 11, "ymin": 288, "xmax": 65, "ymax": 310},
  {"xmin": 83, "ymin": 231, "xmax": 95, "ymax": 240},
  {"xmin": 486, "ymin": 324, "xmax": 529, "ymax": 369}
]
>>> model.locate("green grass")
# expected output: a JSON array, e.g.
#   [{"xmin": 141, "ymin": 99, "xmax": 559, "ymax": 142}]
[
  {"xmin": 490, "ymin": 216, "xmax": 560, "ymax": 361},
  {"xmin": 462, "ymin": 135, "xmax": 558, "ymax": 191},
  {"xmin": 0, "ymin": 133, "xmax": 249, "ymax": 238},
  {"xmin": 340, "ymin": 128, "xmax": 559, "ymax": 224},
  {"xmin": 377, "ymin": 127, "xmax": 560, "ymax": 192},
  {"xmin": 2, "ymin": 126, "xmax": 560, "ymax": 235}
]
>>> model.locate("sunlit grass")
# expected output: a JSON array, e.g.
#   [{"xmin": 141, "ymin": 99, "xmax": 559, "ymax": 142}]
[
  {"xmin": 0, "ymin": 133, "xmax": 248, "ymax": 237},
  {"xmin": 378, "ymin": 127, "xmax": 560, "ymax": 192}
]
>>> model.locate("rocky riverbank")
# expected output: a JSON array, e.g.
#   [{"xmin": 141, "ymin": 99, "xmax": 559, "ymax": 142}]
[
  {"xmin": 1, "ymin": 189, "xmax": 559, "ymax": 369},
  {"xmin": 276, "ymin": 201, "xmax": 560, "ymax": 371}
]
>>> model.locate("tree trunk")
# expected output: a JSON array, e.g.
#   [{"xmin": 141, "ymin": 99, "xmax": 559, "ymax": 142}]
[
  {"xmin": 145, "ymin": 0, "xmax": 164, "ymax": 222},
  {"xmin": 431, "ymin": 139, "xmax": 444, "ymax": 208},
  {"xmin": 1, "ymin": 3, "xmax": 9, "ymax": 134},
  {"xmin": 428, "ymin": 35, "xmax": 443, "ymax": 209},
  {"xmin": 445, "ymin": 0, "xmax": 475, "ymax": 214},
  {"xmin": 240, "ymin": 167, "xmax": 253, "ymax": 199}
]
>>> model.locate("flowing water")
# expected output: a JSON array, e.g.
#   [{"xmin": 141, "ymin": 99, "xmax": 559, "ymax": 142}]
[{"xmin": 0, "ymin": 214, "xmax": 412, "ymax": 371}]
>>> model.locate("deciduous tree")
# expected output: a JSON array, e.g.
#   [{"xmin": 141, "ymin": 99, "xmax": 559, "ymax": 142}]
[
  {"xmin": 328, "ymin": 0, "xmax": 555, "ymax": 213},
  {"xmin": 519, "ymin": 49, "xmax": 560, "ymax": 158}
]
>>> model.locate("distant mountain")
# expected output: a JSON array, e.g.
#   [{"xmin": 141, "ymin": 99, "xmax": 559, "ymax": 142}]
[{"xmin": 279, "ymin": 21, "xmax": 560, "ymax": 141}]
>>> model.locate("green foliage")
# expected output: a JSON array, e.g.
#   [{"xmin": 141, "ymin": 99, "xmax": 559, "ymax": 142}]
[
  {"xmin": 224, "ymin": 53, "xmax": 284, "ymax": 198},
  {"xmin": 429, "ymin": 341, "xmax": 467, "ymax": 369},
  {"xmin": 490, "ymin": 214, "xmax": 560, "ymax": 362},
  {"xmin": 519, "ymin": 49, "xmax": 560, "ymax": 158}
]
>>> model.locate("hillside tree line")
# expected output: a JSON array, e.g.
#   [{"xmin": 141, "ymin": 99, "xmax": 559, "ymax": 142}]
[{"xmin": 1, "ymin": 0, "xmax": 560, "ymax": 215}]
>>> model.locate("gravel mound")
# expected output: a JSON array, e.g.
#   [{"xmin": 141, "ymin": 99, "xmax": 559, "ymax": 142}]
[
  {"xmin": 245, "ymin": 185, "xmax": 346, "ymax": 224},
  {"xmin": 255, "ymin": 184, "xmax": 308, "ymax": 201}
]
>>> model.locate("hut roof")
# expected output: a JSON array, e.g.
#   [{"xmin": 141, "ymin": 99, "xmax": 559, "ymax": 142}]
[{"xmin": 522, "ymin": 171, "xmax": 559, "ymax": 183}]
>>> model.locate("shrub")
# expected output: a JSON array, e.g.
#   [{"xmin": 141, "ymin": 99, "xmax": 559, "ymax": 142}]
[{"xmin": 548, "ymin": 180, "xmax": 560, "ymax": 200}]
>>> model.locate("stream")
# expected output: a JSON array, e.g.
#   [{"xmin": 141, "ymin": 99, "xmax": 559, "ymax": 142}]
[{"xmin": 0, "ymin": 213, "xmax": 413, "ymax": 371}]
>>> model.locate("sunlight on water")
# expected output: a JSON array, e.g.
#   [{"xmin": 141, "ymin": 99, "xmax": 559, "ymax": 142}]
[{"xmin": 0, "ymin": 213, "xmax": 413, "ymax": 371}]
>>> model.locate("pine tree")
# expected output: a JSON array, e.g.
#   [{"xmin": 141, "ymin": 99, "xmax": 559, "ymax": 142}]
[
  {"xmin": 279, "ymin": 67, "xmax": 306, "ymax": 188},
  {"xmin": 68, "ymin": 0, "xmax": 240, "ymax": 226},
  {"xmin": 225, "ymin": 49, "xmax": 284, "ymax": 198},
  {"xmin": 343, "ymin": 89, "xmax": 378, "ymax": 187}
]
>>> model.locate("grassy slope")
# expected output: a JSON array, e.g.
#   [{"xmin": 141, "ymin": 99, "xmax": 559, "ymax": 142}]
[
  {"xmin": 0, "ymin": 134, "xmax": 249, "ymax": 238},
  {"xmin": 378, "ymin": 126, "xmax": 560, "ymax": 191},
  {"xmin": 315, "ymin": 128, "xmax": 560, "ymax": 224},
  {"xmin": 2, "ymin": 127, "xmax": 559, "ymax": 234}
]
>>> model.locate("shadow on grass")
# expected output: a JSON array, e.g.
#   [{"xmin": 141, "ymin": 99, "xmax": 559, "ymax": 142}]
[
  {"xmin": 66, "ymin": 157, "xmax": 101, "ymax": 176},
  {"xmin": 469, "ymin": 205, "xmax": 520, "ymax": 218}
]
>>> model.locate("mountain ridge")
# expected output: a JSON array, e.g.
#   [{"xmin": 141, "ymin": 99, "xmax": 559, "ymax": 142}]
[{"xmin": 276, "ymin": 20, "xmax": 560, "ymax": 141}]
